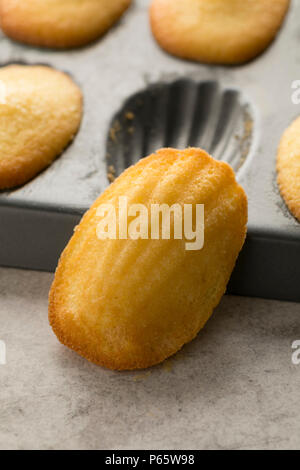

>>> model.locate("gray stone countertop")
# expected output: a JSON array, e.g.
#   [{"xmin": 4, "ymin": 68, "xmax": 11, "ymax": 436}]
[{"xmin": 0, "ymin": 266, "xmax": 299, "ymax": 450}]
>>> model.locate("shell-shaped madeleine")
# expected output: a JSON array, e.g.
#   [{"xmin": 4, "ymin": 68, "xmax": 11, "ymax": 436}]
[
  {"xmin": 0, "ymin": 65, "xmax": 82, "ymax": 189},
  {"xmin": 150, "ymin": 0, "xmax": 290, "ymax": 64},
  {"xmin": 277, "ymin": 116, "xmax": 300, "ymax": 222},
  {"xmin": 0, "ymin": 0, "xmax": 132, "ymax": 49},
  {"xmin": 49, "ymin": 148, "xmax": 248, "ymax": 370}
]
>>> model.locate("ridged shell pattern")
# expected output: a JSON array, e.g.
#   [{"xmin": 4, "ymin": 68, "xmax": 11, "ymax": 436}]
[
  {"xmin": 106, "ymin": 79, "xmax": 254, "ymax": 180},
  {"xmin": 49, "ymin": 148, "xmax": 248, "ymax": 370}
]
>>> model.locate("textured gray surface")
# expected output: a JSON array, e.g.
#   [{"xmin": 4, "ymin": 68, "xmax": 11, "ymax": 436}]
[{"xmin": 0, "ymin": 267, "xmax": 299, "ymax": 450}]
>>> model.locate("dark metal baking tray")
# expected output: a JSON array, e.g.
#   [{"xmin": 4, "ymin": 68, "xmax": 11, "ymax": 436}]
[{"xmin": 0, "ymin": 0, "xmax": 299, "ymax": 302}]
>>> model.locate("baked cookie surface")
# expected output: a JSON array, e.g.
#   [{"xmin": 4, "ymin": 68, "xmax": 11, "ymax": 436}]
[
  {"xmin": 49, "ymin": 148, "xmax": 248, "ymax": 370},
  {"xmin": 150, "ymin": 0, "xmax": 290, "ymax": 64},
  {"xmin": 277, "ymin": 117, "xmax": 300, "ymax": 222},
  {"xmin": 0, "ymin": 65, "xmax": 82, "ymax": 190},
  {"xmin": 0, "ymin": 0, "xmax": 132, "ymax": 48}
]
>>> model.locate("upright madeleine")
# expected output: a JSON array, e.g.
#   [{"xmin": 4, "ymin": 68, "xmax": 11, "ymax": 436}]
[{"xmin": 49, "ymin": 148, "xmax": 248, "ymax": 370}]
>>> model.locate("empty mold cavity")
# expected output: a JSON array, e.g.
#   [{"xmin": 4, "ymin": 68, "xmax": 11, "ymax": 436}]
[{"xmin": 106, "ymin": 79, "xmax": 254, "ymax": 181}]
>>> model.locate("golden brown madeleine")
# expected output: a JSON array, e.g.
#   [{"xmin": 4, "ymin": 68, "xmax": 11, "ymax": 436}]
[
  {"xmin": 0, "ymin": 65, "xmax": 82, "ymax": 190},
  {"xmin": 277, "ymin": 117, "xmax": 300, "ymax": 221},
  {"xmin": 0, "ymin": 0, "xmax": 132, "ymax": 49},
  {"xmin": 49, "ymin": 148, "xmax": 248, "ymax": 370},
  {"xmin": 150, "ymin": 0, "xmax": 290, "ymax": 64}
]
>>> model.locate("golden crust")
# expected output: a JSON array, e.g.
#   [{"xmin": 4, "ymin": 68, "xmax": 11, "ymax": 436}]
[
  {"xmin": 150, "ymin": 0, "xmax": 290, "ymax": 64},
  {"xmin": 277, "ymin": 117, "xmax": 300, "ymax": 222},
  {"xmin": 49, "ymin": 148, "xmax": 248, "ymax": 370},
  {"xmin": 0, "ymin": 0, "xmax": 132, "ymax": 49},
  {"xmin": 0, "ymin": 65, "xmax": 82, "ymax": 190}
]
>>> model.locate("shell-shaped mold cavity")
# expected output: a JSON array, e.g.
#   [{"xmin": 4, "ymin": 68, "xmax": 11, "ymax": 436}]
[{"xmin": 106, "ymin": 79, "xmax": 254, "ymax": 181}]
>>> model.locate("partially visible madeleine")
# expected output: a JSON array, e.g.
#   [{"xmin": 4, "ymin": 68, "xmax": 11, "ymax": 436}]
[
  {"xmin": 150, "ymin": 0, "xmax": 290, "ymax": 64},
  {"xmin": 0, "ymin": 0, "xmax": 132, "ymax": 49},
  {"xmin": 0, "ymin": 65, "xmax": 82, "ymax": 189},
  {"xmin": 49, "ymin": 148, "xmax": 248, "ymax": 370},
  {"xmin": 277, "ymin": 117, "xmax": 300, "ymax": 221}
]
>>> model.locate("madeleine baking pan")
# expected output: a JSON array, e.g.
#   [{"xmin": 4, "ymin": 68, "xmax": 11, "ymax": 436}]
[{"xmin": 0, "ymin": 0, "xmax": 299, "ymax": 301}]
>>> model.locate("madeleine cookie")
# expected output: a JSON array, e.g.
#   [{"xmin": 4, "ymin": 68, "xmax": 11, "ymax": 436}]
[
  {"xmin": 49, "ymin": 148, "xmax": 248, "ymax": 370},
  {"xmin": 0, "ymin": 65, "xmax": 82, "ymax": 190},
  {"xmin": 0, "ymin": 0, "xmax": 132, "ymax": 49},
  {"xmin": 150, "ymin": 0, "xmax": 290, "ymax": 64},
  {"xmin": 277, "ymin": 117, "xmax": 300, "ymax": 221}
]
